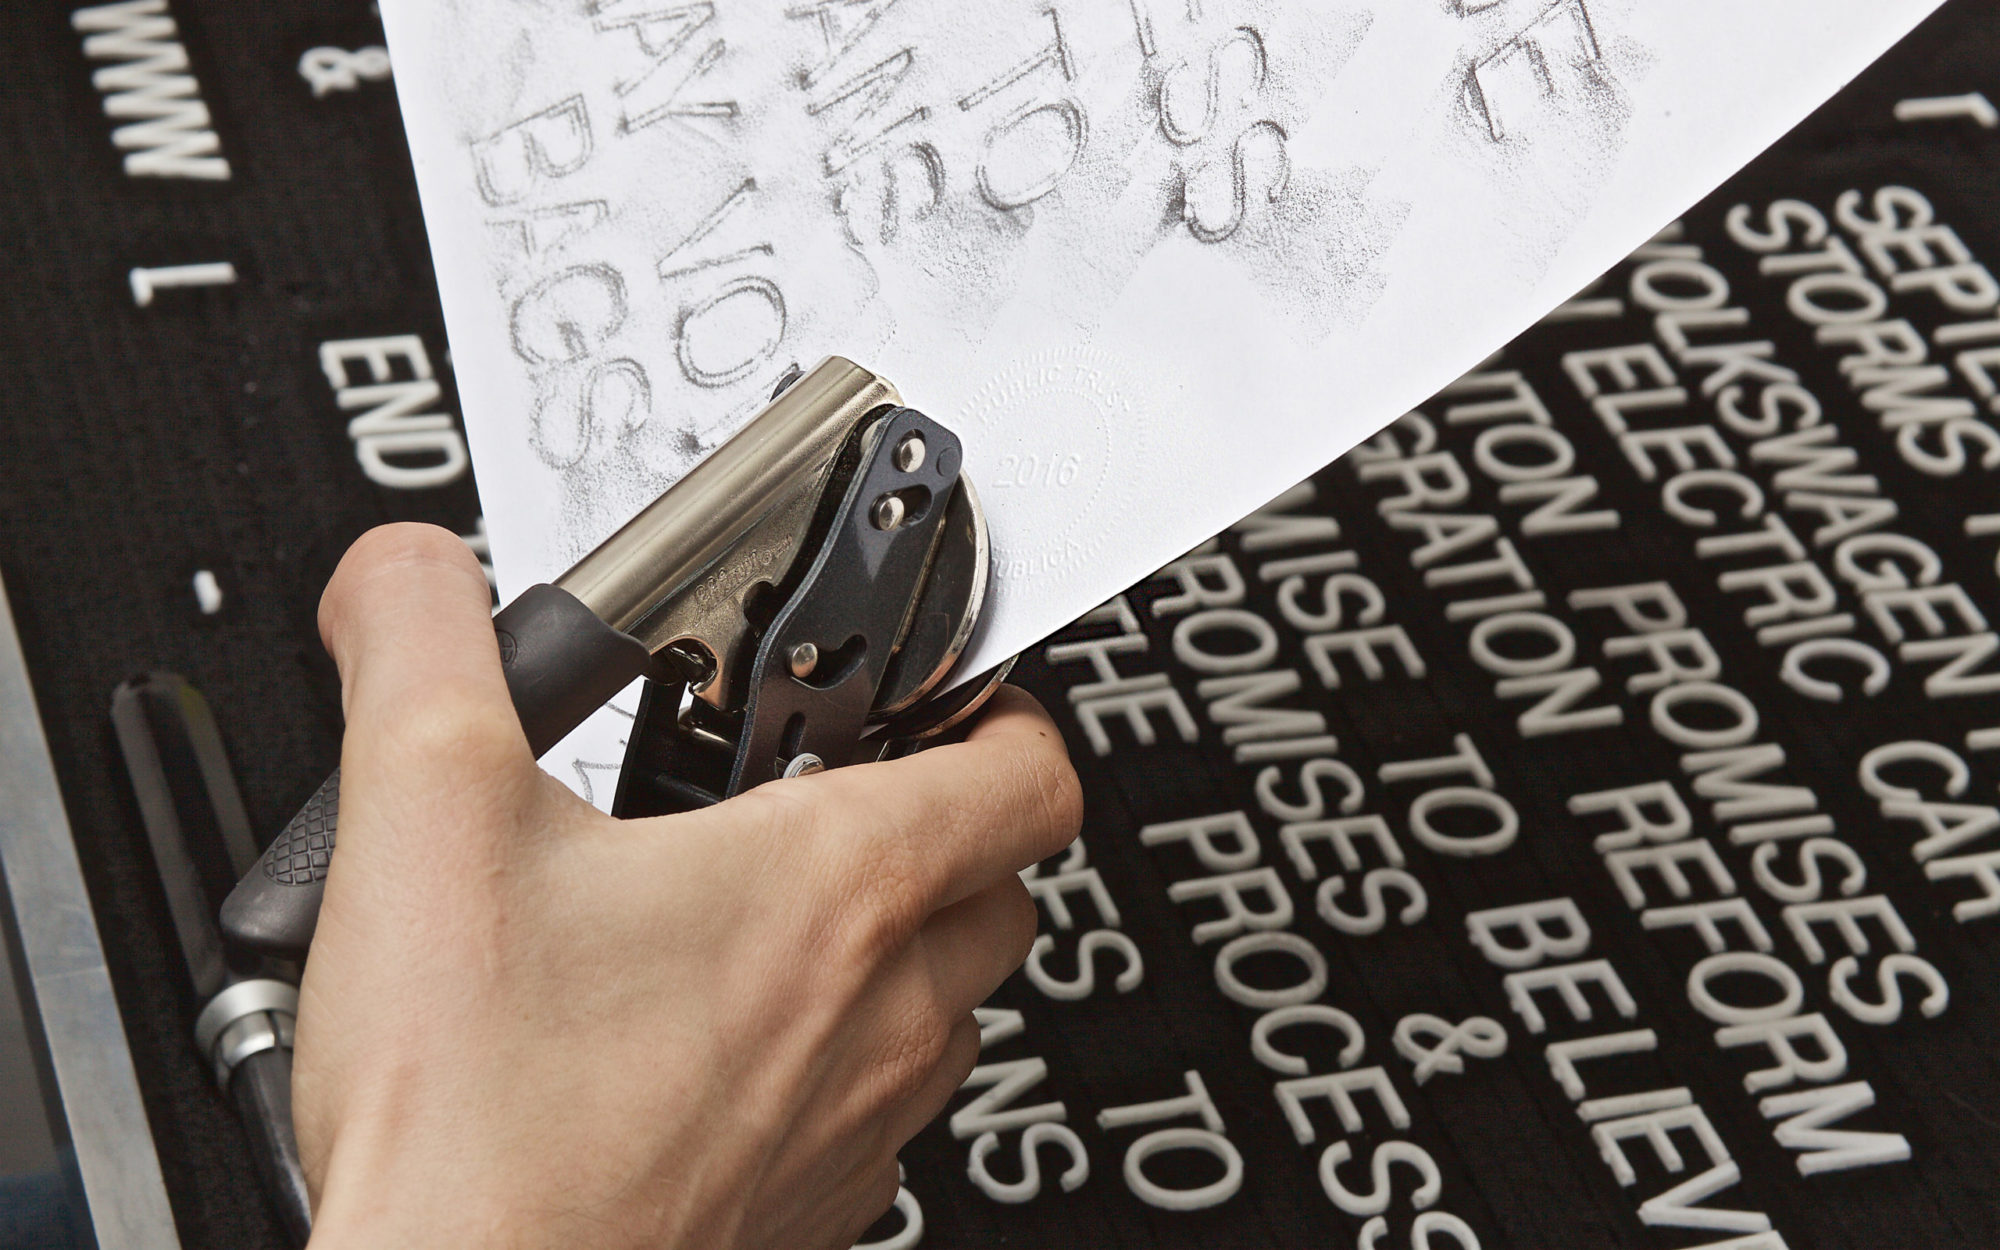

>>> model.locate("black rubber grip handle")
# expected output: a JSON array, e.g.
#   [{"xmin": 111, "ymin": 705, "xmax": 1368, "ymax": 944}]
[
  {"xmin": 230, "ymin": 1045, "xmax": 311, "ymax": 1246},
  {"xmin": 221, "ymin": 584, "xmax": 651, "ymax": 955}
]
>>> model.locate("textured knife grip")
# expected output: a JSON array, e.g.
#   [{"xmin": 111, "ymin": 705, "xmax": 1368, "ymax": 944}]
[
  {"xmin": 221, "ymin": 584, "xmax": 652, "ymax": 955},
  {"xmin": 219, "ymin": 774, "xmax": 341, "ymax": 955},
  {"xmin": 262, "ymin": 771, "xmax": 339, "ymax": 887}
]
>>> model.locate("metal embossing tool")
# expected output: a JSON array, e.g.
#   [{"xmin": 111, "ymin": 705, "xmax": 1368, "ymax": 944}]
[
  {"xmin": 111, "ymin": 671, "xmax": 311, "ymax": 1245},
  {"xmin": 223, "ymin": 356, "xmax": 1004, "ymax": 958}
]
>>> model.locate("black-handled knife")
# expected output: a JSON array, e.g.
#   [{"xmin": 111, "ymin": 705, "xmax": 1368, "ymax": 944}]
[{"xmin": 112, "ymin": 672, "xmax": 312, "ymax": 1246}]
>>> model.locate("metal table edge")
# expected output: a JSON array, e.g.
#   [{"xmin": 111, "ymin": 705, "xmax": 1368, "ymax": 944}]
[{"xmin": 0, "ymin": 568, "xmax": 179, "ymax": 1249}]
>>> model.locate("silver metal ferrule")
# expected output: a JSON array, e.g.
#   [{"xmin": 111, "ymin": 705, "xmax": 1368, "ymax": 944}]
[{"xmin": 194, "ymin": 978, "xmax": 298, "ymax": 1085}]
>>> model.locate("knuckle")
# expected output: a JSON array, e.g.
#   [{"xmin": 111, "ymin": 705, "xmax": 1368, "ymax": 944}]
[
  {"xmin": 799, "ymin": 790, "xmax": 932, "ymax": 960},
  {"xmin": 731, "ymin": 780, "xmax": 823, "ymax": 846},
  {"xmin": 878, "ymin": 994, "xmax": 951, "ymax": 1103},
  {"xmin": 733, "ymin": 782, "xmax": 934, "ymax": 967},
  {"xmin": 383, "ymin": 697, "xmax": 523, "ymax": 773},
  {"xmin": 859, "ymin": 1162, "xmax": 902, "ymax": 1235},
  {"xmin": 995, "ymin": 879, "xmax": 1040, "ymax": 965},
  {"xmin": 941, "ymin": 1014, "xmax": 982, "ymax": 1088},
  {"xmin": 842, "ymin": 867, "xmax": 927, "ymax": 966}
]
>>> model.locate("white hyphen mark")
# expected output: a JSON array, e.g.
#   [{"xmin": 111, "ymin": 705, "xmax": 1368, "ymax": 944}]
[
  {"xmin": 1894, "ymin": 93, "xmax": 1998, "ymax": 127},
  {"xmin": 130, "ymin": 262, "xmax": 237, "ymax": 307},
  {"xmin": 192, "ymin": 570, "xmax": 223, "ymax": 615}
]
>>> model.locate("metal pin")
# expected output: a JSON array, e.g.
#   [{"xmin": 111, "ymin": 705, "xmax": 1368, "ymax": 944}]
[
  {"xmin": 783, "ymin": 753, "xmax": 825, "ymax": 778},
  {"xmin": 893, "ymin": 433, "xmax": 926, "ymax": 473},
  {"xmin": 871, "ymin": 494, "xmax": 906, "ymax": 531},
  {"xmin": 789, "ymin": 642, "xmax": 819, "ymax": 678}
]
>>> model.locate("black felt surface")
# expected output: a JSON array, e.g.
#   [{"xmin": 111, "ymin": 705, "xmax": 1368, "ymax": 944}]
[{"xmin": 2, "ymin": 2, "xmax": 1998, "ymax": 1247}]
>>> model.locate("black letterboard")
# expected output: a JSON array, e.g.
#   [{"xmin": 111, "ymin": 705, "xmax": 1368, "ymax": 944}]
[{"xmin": 0, "ymin": 1, "xmax": 1995, "ymax": 1246}]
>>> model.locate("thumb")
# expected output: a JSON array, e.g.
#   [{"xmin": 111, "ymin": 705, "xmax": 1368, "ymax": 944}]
[{"xmin": 317, "ymin": 524, "xmax": 538, "ymax": 859}]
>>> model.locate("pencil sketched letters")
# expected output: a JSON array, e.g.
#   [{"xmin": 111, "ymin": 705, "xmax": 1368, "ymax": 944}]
[
  {"xmin": 596, "ymin": 3, "xmax": 737, "ymax": 132},
  {"xmin": 1455, "ymin": 0, "xmax": 1621, "ymax": 145},
  {"xmin": 443, "ymin": 0, "xmax": 1417, "ymax": 561},
  {"xmin": 389, "ymin": 0, "xmax": 1940, "ymax": 805},
  {"xmin": 438, "ymin": 0, "xmax": 1649, "ymax": 572},
  {"xmin": 1440, "ymin": 0, "xmax": 1638, "ymax": 283},
  {"xmin": 474, "ymin": 96, "xmax": 594, "ymax": 205},
  {"xmin": 470, "ymin": 95, "xmax": 659, "ymax": 485},
  {"xmin": 824, "ymin": 3, "xmax": 1387, "ymax": 341}
]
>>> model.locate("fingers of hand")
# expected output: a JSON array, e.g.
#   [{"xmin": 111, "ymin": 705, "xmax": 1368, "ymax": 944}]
[
  {"xmin": 317, "ymin": 525, "xmax": 538, "ymax": 855},
  {"xmin": 320, "ymin": 523, "xmax": 516, "ymax": 739},
  {"xmin": 920, "ymin": 878, "xmax": 1038, "ymax": 1020},
  {"xmin": 838, "ymin": 1159, "xmax": 914, "ymax": 1250},
  {"xmin": 318, "ymin": 528, "xmax": 528, "ymax": 780},
  {"xmin": 873, "ymin": 881, "xmax": 1036, "ymax": 1146},
  {"xmin": 964, "ymin": 682, "xmax": 1062, "ymax": 746},
  {"xmin": 883, "ymin": 1012, "xmax": 981, "ymax": 1152},
  {"xmin": 843, "ymin": 883, "xmax": 1022, "ymax": 1145},
  {"xmin": 803, "ymin": 685, "xmax": 1082, "ymax": 927},
  {"xmin": 928, "ymin": 688, "xmax": 1084, "ymax": 899}
]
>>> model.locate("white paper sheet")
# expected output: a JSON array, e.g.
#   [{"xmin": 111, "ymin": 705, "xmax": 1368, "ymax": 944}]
[{"xmin": 380, "ymin": 0, "xmax": 1941, "ymax": 802}]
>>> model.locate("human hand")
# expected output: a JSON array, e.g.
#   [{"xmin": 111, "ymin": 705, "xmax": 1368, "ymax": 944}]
[{"xmin": 293, "ymin": 524, "xmax": 1083, "ymax": 1249}]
